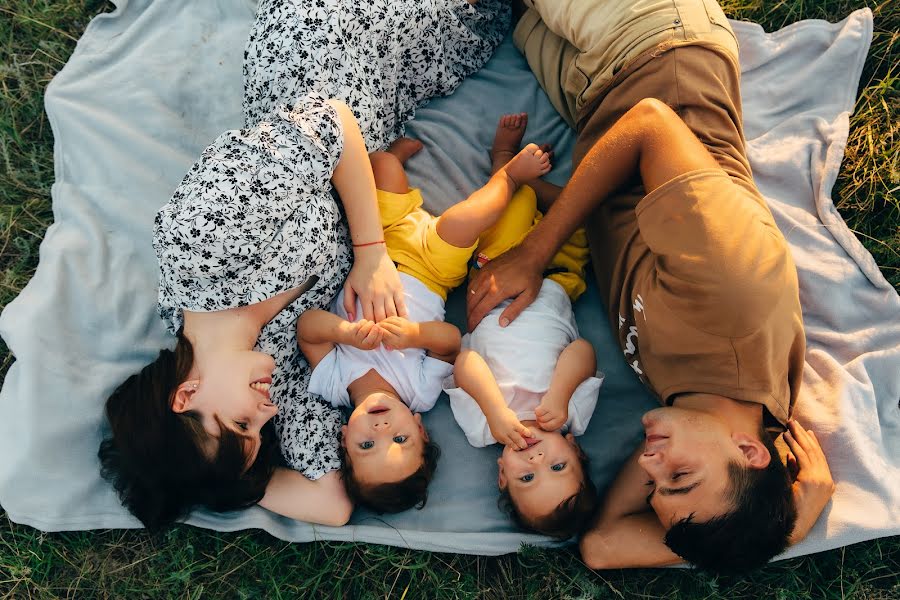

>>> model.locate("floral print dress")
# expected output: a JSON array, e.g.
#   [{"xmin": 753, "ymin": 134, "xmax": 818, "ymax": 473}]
[
  {"xmin": 155, "ymin": 0, "xmax": 509, "ymax": 479},
  {"xmin": 244, "ymin": 0, "xmax": 511, "ymax": 150}
]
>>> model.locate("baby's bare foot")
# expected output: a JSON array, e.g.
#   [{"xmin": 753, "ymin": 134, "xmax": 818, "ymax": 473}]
[
  {"xmin": 491, "ymin": 113, "xmax": 528, "ymax": 173},
  {"xmin": 502, "ymin": 143, "xmax": 552, "ymax": 187},
  {"xmin": 386, "ymin": 137, "xmax": 424, "ymax": 164}
]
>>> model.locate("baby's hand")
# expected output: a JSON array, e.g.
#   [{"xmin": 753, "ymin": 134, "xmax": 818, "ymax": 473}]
[
  {"xmin": 344, "ymin": 319, "xmax": 383, "ymax": 351},
  {"xmin": 488, "ymin": 407, "xmax": 532, "ymax": 450},
  {"xmin": 378, "ymin": 316, "xmax": 420, "ymax": 351},
  {"xmin": 535, "ymin": 394, "xmax": 568, "ymax": 431}
]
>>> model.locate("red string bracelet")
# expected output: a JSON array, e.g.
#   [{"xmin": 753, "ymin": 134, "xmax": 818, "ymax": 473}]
[{"xmin": 352, "ymin": 240, "xmax": 386, "ymax": 248}]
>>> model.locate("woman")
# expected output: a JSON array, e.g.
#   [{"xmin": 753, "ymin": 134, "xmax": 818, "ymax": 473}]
[{"xmin": 99, "ymin": 0, "xmax": 510, "ymax": 529}]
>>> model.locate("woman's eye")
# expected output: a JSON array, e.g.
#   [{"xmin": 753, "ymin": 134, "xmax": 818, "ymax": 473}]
[
  {"xmin": 519, "ymin": 473, "xmax": 534, "ymax": 482},
  {"xmin": 672, "ymin": 472, "xmax": 687, "ymax": 481},
  {"xmin": 392, "ymin": 435, "xmax": 407, "ymax": 443},
  {"xmin": 645, "ymin": 479, "xmax": 655, "ymax": 487},
  {"xmin": 550, "ymin": 462, "xmax": 567, "ymax": 472},
  {"xmin": 359, "ymin": 440, "xmax": 374, "ymax": 450},
  {"xmin": 235, "ymin": 421, "xmax": 249, "ymax": 432}
]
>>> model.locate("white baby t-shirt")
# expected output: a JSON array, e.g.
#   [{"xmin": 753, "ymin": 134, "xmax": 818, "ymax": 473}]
[
  {"xmin": 443, "ymin": 279, "xmax": 603, "ymax": 447},
  {"xmin": 308, "ymin": 273, "xmax": 453, "ymax": 413}
]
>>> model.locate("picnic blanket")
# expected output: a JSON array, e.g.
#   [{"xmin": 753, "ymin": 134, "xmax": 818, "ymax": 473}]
[{"xmin": 1, "ymin": 0, "xmax": 897, "ymax": 561}]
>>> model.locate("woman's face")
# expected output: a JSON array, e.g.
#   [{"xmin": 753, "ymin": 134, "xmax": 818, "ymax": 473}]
[{"xmin": 174, "ymin": 349, "xmax": 278, "ymax": 466}]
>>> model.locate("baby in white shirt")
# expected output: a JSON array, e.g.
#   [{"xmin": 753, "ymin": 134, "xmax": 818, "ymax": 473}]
[
  {"xmin": 444, "ymin": 115, "xmax": 603, "ymax": 538},
  {"xmin": 297, "ymin": 113, "xmax": 553, "ymax": 514}
]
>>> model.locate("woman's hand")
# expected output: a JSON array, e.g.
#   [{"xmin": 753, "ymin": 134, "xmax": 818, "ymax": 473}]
[
  {"xmin": 343, "ymin": 245, "xmax": 407, "ymax": 322},
  {"xmin": 785, "ymin": 419, "xmax": 835, "ymax": 544},
  {"xmin": 466, "ymin": 245, "xmax": 543, "ymax": 332}
]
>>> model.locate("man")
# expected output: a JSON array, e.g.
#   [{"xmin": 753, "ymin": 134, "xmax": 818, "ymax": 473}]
[{"xmin": 467, "ymin": 0, "xmax": 835, "ymax": 572}]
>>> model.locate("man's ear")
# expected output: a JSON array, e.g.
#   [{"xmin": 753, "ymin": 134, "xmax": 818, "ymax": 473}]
[
  {"xmin": 340, "ymin": 425, "xmax": 348, "ymax": 447},
  {"xmin": 733, "ymin": 431, "xmax": 771, "ymax": 470},
  {"xmin": 171, "ymin": 380, "xmax": 200, "ymax": 413},
  {"xmin": 497, "ymin": 458, "xmax": 507, "ymax": 489}
]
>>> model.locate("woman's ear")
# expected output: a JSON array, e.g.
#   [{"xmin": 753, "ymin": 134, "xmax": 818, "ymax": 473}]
[
  {"xmin": 171, "ymin": 380, "xmax": 200, "ymax": 413},
  {"xmin": 340, "ymin": 425, "xmax": 348, "ymax": 447},
  {"xmin": 733, "ymin": 431, "xmax": 772, "ymax": 470}
]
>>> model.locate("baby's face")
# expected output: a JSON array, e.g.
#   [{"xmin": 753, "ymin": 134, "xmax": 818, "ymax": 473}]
[
  {"xmin": 342, "ymin": 392, "xmax": 427, "ymax": 485},
  {"xmin": 497, "ymin": 429, "xmax": 584, "ymax": 521}
]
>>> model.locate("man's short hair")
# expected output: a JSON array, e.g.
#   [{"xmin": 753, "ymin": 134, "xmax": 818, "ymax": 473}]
[
  {"xmin": 340, "ymin": 440, "xmax": 440, "ymax": 514},
  {"xmin": 499, "ymin": 450, "xmax": 599, "ymax": 539},
  {"xmin": 663, "ymin": 427, "xmax": 797, "ymax": 573}
]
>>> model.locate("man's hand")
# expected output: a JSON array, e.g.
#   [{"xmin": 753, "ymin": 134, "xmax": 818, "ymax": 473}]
[
  {"xmin": 785, "ymin": 419, "xmax": 835, "ymax": 544},
  {"xmin": 343, "ymin": 319, "xmax": 384, "ymax": 351},
  {"xmin": 535, "ymin": 393, "xmax": 568, "ymax": 431},
  {"xmin": 487, "ymin": 407, "xmax": 533, "ymax": 450},
  {"xmin": 467, "ymin": 245, "xmax": 543, "ymax": 331},
  {"xmin": 378, "ymin": 316, "xmax": 419, "ymax": 351}
]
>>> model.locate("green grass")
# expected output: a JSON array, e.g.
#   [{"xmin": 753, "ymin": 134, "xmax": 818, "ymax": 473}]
[{"xmin": 1, "ymin": 0, "xmax": 898, "ymax": 598}]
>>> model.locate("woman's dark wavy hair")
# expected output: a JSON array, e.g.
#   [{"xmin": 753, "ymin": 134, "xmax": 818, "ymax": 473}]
[
  {"xmin": 339, "ymin": 439, "xmax": 440, "ymax": 514},
  {"xmin": 663, "ymin": 426, "xmax": 797, "ymax": 574},
  {"xmin": 98, "ymin": 335, "xmax": 279, "ymax": 529}
]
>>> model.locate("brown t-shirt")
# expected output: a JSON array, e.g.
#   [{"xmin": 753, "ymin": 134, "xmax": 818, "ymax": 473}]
[
  {"xmin": 578, "ymin": 46, "xmax": 805, "ymax": 430},
  {"xmin": 611, "ymin": 168, "xmax": 804, "ymax": 429}
]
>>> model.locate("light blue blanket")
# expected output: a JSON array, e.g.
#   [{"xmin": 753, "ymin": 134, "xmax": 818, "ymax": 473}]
[{"xmin": 1, "ymin": 0, "xmax": 897, "ymax": 559}]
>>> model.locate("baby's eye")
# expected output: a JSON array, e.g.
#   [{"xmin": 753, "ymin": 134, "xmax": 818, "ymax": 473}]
[
  {"xmin": 392, "ymin": 435, "xmax": 408, "ymax": 443},
  {"xmin": 235, "ymin": 421, "xmax": 249, "ymax": 432},
  {"xmin": 359, "ymin": 440, "xmax": 375, "ymax": 450},
  {"xmin": 645, "ymin": 479, "xmax": 655, "ymax": 487},
  {"xmin": 550, "ymin": 462, "xmax": 567, "ymax": 472},
  {"xmin": 519, "ymin": 473, "xmax": 534, "ymax": 482}
]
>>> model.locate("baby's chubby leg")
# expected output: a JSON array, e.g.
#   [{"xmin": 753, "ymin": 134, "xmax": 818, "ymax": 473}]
[
  {"xmin": 491, "ymin": 113, "xmax": 562, "ymax": 212},
  {"xmin": 368, "ymin": 137, "xmax": 424, "ymax": 194},
  {"xmin": 436, "ymin": 116, "xmax": 551, "ymax": 248}
]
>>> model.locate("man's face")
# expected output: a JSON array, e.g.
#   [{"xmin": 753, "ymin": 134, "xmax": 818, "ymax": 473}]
[{"xmin": 639, "ymin": 407, "xmax": 744, "ymax": 527}]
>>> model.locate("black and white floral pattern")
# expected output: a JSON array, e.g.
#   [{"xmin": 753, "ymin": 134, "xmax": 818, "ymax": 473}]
[
  {"xmin": 243, "ymin": 0, "xmax": 511, "ymax": 150},
  {"xmin": 155, "ymin": 95, "xmax": 351, "ymax": 479},
  {"xmin": 154, "ymin": 0, "xmax": 509, "ymax": 479}
]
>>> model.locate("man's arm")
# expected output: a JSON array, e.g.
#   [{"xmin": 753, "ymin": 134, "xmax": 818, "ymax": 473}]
[
  {"xmin": 258, "ymin": 469, "xmax": 353, "ymax": 527},
  {"xmin": 579, "ymin": 446, "xmax": 683, "ymax": 569},
  {"xmin": 467, "ymin": 98, "xmax": 720, "ymax": 330},
  {"xmin": 784, "ymin": 419, "xmax": 836, "ymax": 545}
]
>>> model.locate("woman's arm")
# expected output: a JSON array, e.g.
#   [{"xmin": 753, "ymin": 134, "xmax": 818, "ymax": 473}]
[
  {"xmin": 326, "ymin": 99, "xmax": 407, "ymax": 323},
  {"xmin": 258, "ymin": 469, "xmax": 353, "ymax": 527},
  {"xmin": 467, "ymin": 98, "xmax": 720, "ymax": 330}
]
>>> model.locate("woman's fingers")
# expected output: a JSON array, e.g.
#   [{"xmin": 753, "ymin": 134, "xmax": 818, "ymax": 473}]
[
  {"xmin": 343, "ymin": 283, "xmax": 357, "ymax": 322},
  {"xmin": 372, "ymin": 295, "xmax": 387, "ymax": 323},
  {"xmin": 383, "ymin": 295, "xmax": 398, "ymax": 320}
]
